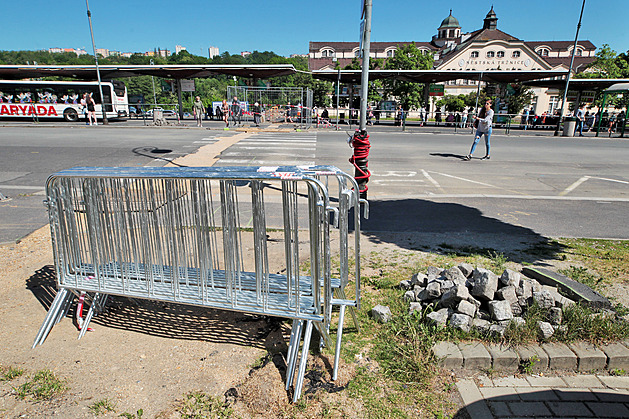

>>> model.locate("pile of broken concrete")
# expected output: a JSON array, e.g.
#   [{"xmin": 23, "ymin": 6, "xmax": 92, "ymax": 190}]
[{"xmin": 394, "ymin": 264, "xmax": 576, "ymax": 339}]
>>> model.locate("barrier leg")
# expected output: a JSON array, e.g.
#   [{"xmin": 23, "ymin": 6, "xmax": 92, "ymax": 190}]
[
  {"xmin": 285, "ymin": 320, "xmax": 303, "ymax": 391},
  {"xmin": 332, "ymin": 305, "xmax": 346, "ymax": 381},
  {"xmin": 78, "ymin": 293, "xmax": 106, "ymax": 340},
  {"xmin": 335, "ymin": 288, "xmax": 360, "ymax": 333},
  {"xmin": 32, "ymin": 288, "xmax": 73, "ymax": 348},
  {"xmin": 293, "ymin": 320, "xmax": 313, "ymax": 402}
]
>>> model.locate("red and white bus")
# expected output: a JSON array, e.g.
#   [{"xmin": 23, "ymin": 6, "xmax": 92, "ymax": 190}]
[{"xmin": 0, "ymin": 79, "xmax": 129, "ymax": 121}]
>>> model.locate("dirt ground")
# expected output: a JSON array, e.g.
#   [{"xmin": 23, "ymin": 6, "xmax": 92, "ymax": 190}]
[{"xmin": 3, "ymin": 138, "xmax": 627, "ymax": 418}]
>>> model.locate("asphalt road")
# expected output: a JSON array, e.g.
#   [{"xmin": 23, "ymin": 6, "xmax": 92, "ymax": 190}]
[{"xmin": 1, "ymin": 120, "xmax": 628, "ymax": 244}]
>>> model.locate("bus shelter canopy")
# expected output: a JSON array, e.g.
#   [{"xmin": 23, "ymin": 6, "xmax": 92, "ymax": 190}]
[
  {"xmin": 0, "ymin": 64, "xmax": 297, "ymax": 80},
  {"xmin": 311, "ymin": 69, "xmax": 568, "ymax": 84},
  {"xmin": 604, "ymin": 83, "xmax": 629, "ymax": 93},
  {"xmin": 524, "ymin": 78, "xmax": 629, "ymax": 91}
]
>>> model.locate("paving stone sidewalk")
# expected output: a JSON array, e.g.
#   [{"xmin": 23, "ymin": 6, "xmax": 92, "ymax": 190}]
[{"xmin": 457, "ymin": 374, "xmax": 629, "ymax": 418}]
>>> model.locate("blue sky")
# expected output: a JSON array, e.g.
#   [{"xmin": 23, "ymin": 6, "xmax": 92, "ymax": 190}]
[{"xmin": 3, "ymin": 0, "xmax": 627, "ymax": 58}]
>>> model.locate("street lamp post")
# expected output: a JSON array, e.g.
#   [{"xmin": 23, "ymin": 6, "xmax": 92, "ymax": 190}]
[
  {"xmin": 150, "ymin": 59, "xmax": 157, "ymax": 107},
  {"xmin": 85, "ymin": 0, "xmax": 108, "ymax": 124},
  {"xmin": 554, "ymin": 0, "xmax": 586, "ymax": 136}
]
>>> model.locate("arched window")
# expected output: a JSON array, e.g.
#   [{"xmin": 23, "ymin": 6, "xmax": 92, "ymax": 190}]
[
  {"xmin": 497, "ymin": 51, "xmax": 505, "ymax": 58},
  {"xmin": 487, "ymin": 51, "xmax": 495, "ymax": 58},
  {"xmin": 470, "ymin": 51, "xmax": 479, "ymax": 58},
  {"xmin": 512, "ymin": 51, "xmax": 521, "ymax": 58},
  {"xmin": 320, "ymin": 48, "xmax": 335, "ymax": 58},
  {"xmin": 576, "ymin": 49, "xmax": 583, "ymax": 56},
  {"xmin": 536, "ymin": 48, "xmax": 549, "ymax": 57},
  {"xmin": 386, "ymin": 49, "xmax": 396, "ymax": 58}
]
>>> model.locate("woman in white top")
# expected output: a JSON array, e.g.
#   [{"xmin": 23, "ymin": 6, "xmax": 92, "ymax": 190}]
[{"xmin": 465, "ymin": 99, "xmax": 494, "ymax": 160}]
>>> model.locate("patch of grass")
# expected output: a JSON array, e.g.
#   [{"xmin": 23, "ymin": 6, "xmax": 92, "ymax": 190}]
[
  {"xmin": 559, "ymin": 265, "xmax": 605, "ymax": 290},
  {"xmin": 519, "ymin": 355, "xmax": 540, "ymax": 374},
  {"xmin": 177, "ymin": 392, "xmax": 233, "ymax": 418},
  {"xmin": 119, "ymin": 409, "xmax": 143, "ymax": 419},
  {"xmin": 558, "ymin": 238, "xmax": 629, "ymax": 283},
  {"xmin": 0, "ymin": 366, "xmax": 24, "ymax": 381},
  {"xmin": 89, "ymin": 399, "xmax": 116, "ymax": 416},
  {"xmin": 554, "ymin": 303, "xmax": 629, "ymax": 344},
  {"xmin": 15, "ymin": 369, "xmax": 67, "ymax": 401},
  {"xmin": 610, "ymin": 368, "xmax": 627, "ymax": 376}
]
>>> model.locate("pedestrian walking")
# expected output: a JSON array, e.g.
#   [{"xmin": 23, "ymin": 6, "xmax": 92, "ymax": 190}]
[
  {"xmin": 253, "ymin": 101, "xmax": 262, "ymax": 127},
  {"xmin": 465, "ymin": 99, "xmax": 494, "ymax": 160},
  {"xmin": 221, "ymin": 99, "xmax": 229, "ymax": 127},
  {"xmin": 193, "ymin": 96, "xmax": 205, "ymax": 127},
  {"xmin": 231, "ymin": 96, "xmax": 242, "ymax": 126},
  {"xmin": 86, "ymin": 93, "xmax": 97, "ymax": 126},
  {"xmin": 575, "ymin": 104, "xmax": 585, "ymax": 136}
]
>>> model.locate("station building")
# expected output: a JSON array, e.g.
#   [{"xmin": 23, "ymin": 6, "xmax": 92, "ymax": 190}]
[{"xmin": 308, "ymin": 7, "xmax": 597, "ymax": 115}]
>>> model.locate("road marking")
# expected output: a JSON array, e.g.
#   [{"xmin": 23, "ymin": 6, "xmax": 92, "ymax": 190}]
[
  {"xmin": 217, "ymin": 159, "xmax": 315, "ymax": 165},
  {"xmin": 421, "ymin": 169, "xmax": 443, "ymax": 190},
  {"xmin": 372, "ymin": 179, "xmax": 426, "ymax": 184},
  {"xmin": 427, "ymin": 171, "xmax": 499, "ymax": 188},
  {"xmin": 590, "ymin": 176, "xmax": 629, "ymax": 185},
  {"xmin": 560, "ymin": 175, "xmax": 590, "ymax": 196},
  {"xmin": 378, "ymin": 171, "xmax": 417, "ymax": 177},
  {"xmin": 400, "ymin": 193, "xmax": 629, "ymax": 202}
]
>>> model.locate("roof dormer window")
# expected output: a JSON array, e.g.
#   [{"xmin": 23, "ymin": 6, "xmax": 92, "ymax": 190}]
[{"xmin": 320, "ymin": 48, "xmax": 335, "ymax": 58}]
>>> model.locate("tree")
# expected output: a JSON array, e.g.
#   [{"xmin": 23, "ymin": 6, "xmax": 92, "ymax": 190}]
[
  {"xmin": 435, "ymin": 95, "xmax": 465, "ymax": 112},
  {"xmin": 506, "ymin": 83, "xmax": 534, "ymax": 115},
  {"xmin": 580, "ymin": 44, "xmax": 624, "ymax": 78},
  {"xmin": 382, "ymin": 43, "xmax": 434, "ymax": 110}
]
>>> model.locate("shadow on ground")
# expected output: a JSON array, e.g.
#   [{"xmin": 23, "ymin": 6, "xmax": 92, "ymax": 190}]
[
  {"xmin": 26, "ymin": 265, "xmax": 283, "ymax": 349},
  {"xmin": 456, "ymin": 389, "xmax": 629, "ymax": 418},
  {"xmin": 355, "ymin": 199, "xmax": 565, "ymax": 264}
]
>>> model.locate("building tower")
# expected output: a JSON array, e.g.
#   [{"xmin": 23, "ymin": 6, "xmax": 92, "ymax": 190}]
[
  {"xmin": 483, "ymin": 6, "xmax": 498, "ymax": 30},
  {"xmin": 433, "ymin": 10, "xmax": 461, "ymax": 48}
]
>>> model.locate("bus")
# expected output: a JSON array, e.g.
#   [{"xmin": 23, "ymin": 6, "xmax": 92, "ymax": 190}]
[{"xmin": 0, "ymin": 79, "xmax": 128, "ymax": 121}]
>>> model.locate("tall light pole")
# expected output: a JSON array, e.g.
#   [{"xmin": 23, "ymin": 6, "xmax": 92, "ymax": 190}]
[
  {"xmin": 554, "ymin": 0, "xmax": 586, "ymax": 136},
  {"xmin": 358, "ymin": 0, "xmax": 372, "ymax": 131},
  {"xmin": 150, "ymin": 59, "xmax": 157, "ymax": 106},
  {"xmin": 85, "ymin": 0, "xmax": 108, "ymax": 124}
]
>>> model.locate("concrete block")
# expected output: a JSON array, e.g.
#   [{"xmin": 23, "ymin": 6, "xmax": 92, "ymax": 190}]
[
  {"xmin": 508, "ymin": 401, "xmax": 552, "ymax": 417},
  {"xmin": 598, "ymin": 375, "xmax": 629, "ymax": 389},
  {"xmin": 541, "ymin": 342, "xmax": 577, "ymax": 370},
  {"xmin": 568, "ymin": 342, "xmax": 607, "ymax": 371},
  {"xmin": 515, "ymin": 386, "xmax": 560, "ymax": 401},
  {"xmin": 431, "ymin": 341, "xmax": 463, "ymax": 369},
  {"xmin": 584, "ymin": 402, "xmax": 629, "ymax": 418},
  {"xmin": 526, "ymin": 375, "xmax": 567, "ymax": 388},
  {"xmin": 601, "ymin": 342, "xmax": 629, "ymax": 371},
  {"xmin": 459, "ymin": 342, "xmax": 491, "ymax": 370},
  {"xmin": 517, "ymin": 345, "xmax": 549, "ymax": 372},
  {"xmin": 562, "ymin": 374, "xmax": 604, "ymax": 388},
  {"xmin": 486, "ymin": 344, "xmax": 519, "ymax": 372}
]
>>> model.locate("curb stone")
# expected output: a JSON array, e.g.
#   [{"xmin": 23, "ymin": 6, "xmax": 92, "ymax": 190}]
[{"xmin": 432, "ymin": 340, "xmax": 629, "ymax": 373}]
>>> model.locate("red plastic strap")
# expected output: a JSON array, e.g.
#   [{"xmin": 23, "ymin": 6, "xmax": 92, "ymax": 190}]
[{"xmin": 349, "ymin": 131, "xmax": 371, "ymax": 192}]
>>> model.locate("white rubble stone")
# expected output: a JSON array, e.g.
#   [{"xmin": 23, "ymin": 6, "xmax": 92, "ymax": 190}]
[
  {"xmin": 489, "ymin": 324, "xmax": 507, "ymax": 338},
  {"xmin": 531, "ymin": 279, "xmax": 543, "ymax": 293},
  {"xmin": 458, "ymin": 263, "xmax": 474, "ymax": 278},
  {"xmin": 403, "ymin": 290, "xmax": 416, "ymax": 302},
  {"xmin": 468, "ymin": 296, "xmax": 481, "ymax": 311},
  {"xmin": 426, "ymin": 266, "xmax": 443, "ymax": 278},
  {"xmin": 410, "ymin": 273, "xmax": 427, "ymax": 287},
  {"xmin": 449, "ymin": 313, "xmax": 472, "ymax": 333},
  {"xmin": 496, "ymin": 286, "xmax": 522, "ymax": 316},
  {"xmin": 516, "ymin": 279, "xmax": 533, "ymax": 299},
  {"xmin": 399, "ymin": 279, "xmax": 412, "ymax": 290},
  {"xmin": 371, "ymin": 305, "xmax": 392, "ymax": 323},
  {"xmin": 409, "ymin": 302, "xmax": 422, "ymax": 315},
  {"xmin": 533, "ymin": 290, "xmax": 555, "ymax": 309},
  {"xmin": 537, "ymin": 321, "xmax": 554, "ymax": 339},
  {"xmin": 471, "ymin": 268, "xmax": 499, "ymax": 301},
  {"xmin": 510, "ymin": 317, "xmax": 526, "ymax": 328},
  {"xmin": 489, "ymin": 300, "xmax": 513, "ymax": 322},
  {"xmin": 457, "ymin": 300, "xmax": 476, "ymax": 317},
  {"xmin": 476, "ymin": 310, "xmax": 491, "ymax": 320},
  {"xmin": 472, "ymin": 318, "xmax": 491, "ymax": 333},
  {"xmin": 440, "ymin": 284, "xmax": 470, "ymax": 308},
  {"xmin": 500, "ymin": 269, "xmax": 521, "ymax": 288},
  {"xmin": 413, "ymin": 286, "xmax": 426, "ymax": 301},
  {"xmin": 426, "ymin": 308, "xmax": 450, "ymax": 327},
  {"xmin": 425, "ymin": 281, "xmax": 442, "ymax": 299},
  {"xmin": 443, "ymin": 266, "xmax": 467, "ymax": 284},
  {"xmin": 437, "ymin": 279, "xmax": 456, "ymax": 294}
]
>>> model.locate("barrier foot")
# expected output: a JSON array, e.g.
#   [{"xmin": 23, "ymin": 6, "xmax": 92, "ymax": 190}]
[
  {"xmin": 293, "ymin": 320, "xmax": 313, "ymax": 403},
  {"xmin": 285, "ymin": 320, "xmax": 303, "ymax": 391},
  {"xmin": 32, "ymin": 288, "xmax": 73, "ymax": 348},
  {"xmin": 332, "ymin": 305, "xmax": 346, "ymax": 381},
  {"xmin": 78, "ymin": 293, "xmax": 106, "ymax": 340}
]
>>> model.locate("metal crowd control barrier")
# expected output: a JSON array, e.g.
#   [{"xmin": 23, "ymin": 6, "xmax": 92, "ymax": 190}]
[{"xmin": 33, "ymin": 165, "xmax": 364, "ymax": 402}]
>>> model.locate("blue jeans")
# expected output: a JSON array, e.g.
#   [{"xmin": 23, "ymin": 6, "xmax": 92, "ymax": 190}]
[{"xmin": 470, "ymin": 128, "xmax": 491, "ymax": 156}]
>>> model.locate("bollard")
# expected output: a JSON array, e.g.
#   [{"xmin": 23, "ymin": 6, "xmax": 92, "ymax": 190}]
[{"xmin": 349, "ymin": 129, "xmax": 371, "ymax": 199}]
